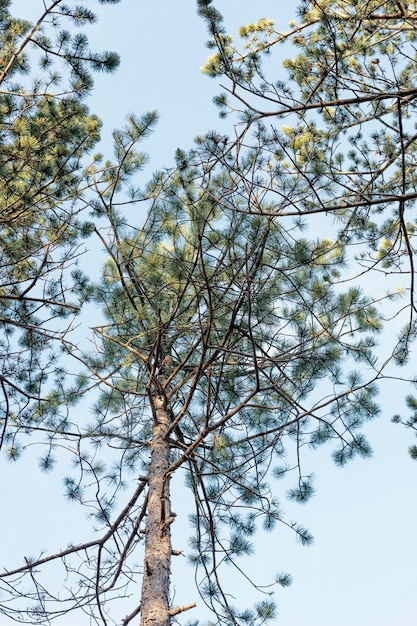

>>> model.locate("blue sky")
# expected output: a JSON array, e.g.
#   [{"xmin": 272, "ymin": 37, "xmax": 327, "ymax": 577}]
[{"xmin": 3, "ymin": 1, "xmax": 417, "ymax": 625}]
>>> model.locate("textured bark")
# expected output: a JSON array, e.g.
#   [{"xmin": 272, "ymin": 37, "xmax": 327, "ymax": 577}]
[{"xmin": 140, "ymin": 393, "xmax": 172, "ymax": 626}]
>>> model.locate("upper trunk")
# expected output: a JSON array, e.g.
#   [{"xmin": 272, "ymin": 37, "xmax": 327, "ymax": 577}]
[{"xmin": 140, "ymin": 392, "xmax": 172, "ymax": 626}]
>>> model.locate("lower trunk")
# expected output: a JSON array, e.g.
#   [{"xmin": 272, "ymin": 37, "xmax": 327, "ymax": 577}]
[{"xmin": 140, "ymin": 394, "xmax": 172, "ymax": 626}]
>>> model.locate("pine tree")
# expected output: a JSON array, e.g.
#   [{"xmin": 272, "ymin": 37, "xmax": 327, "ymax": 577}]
[
  {"xmin": 1, "ymin": 1, "xmax": 416, "ymax": 625},
  {"xmin": 0, "ymin": 0, "xmax": 120, "ymax": 455},
  {"xmin": 0, "ymin": 115, "xmax": 387, "ymax": 623},
  {"xmin": 85, "ymin": 135, "xmax": 386, "ymax": 625},
  {"xmin": 197, "ymin": 0, "xmax": 417, "ymax": 453}
]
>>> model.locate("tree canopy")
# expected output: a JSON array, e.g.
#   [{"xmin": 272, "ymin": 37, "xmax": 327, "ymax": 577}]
[
  {"xmin": 0, "ymin": 0, "xmax": 119, "ymax": 454},
  {"xmin": 1, "ymin": 1, "xmax": 416, "ymax": 625}
]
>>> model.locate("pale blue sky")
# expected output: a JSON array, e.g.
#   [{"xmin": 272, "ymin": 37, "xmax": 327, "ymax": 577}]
[{"xmin": 3, "ymin": 2, "xmax": 417, "ymax": 625}]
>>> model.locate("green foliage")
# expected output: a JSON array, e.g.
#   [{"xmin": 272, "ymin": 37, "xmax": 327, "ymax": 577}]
[
  {"xmin": 408, "ymin": 445, "xmax": 417, "ymax": 460},
  {"xmin": 275, "ymin": 572, "xmax": 293, "ymax": 587},
  {"xmin": 286, "ymin": 477, "xmax": 316, "ymax": 504},
  {"xmin": 38, "ymin": 452, "xmax": 57, "ymax": 473},
  {"xmin": 50, "ymin": 119, "xmax": 385, "ymax": 622},
  {"xmin": 2, "ymin": 1, "xmax": 417, "ymax": 625},
  {"xmin": 196, "ymin": 0, "xmax": 417, "ymax": 467},
  {"xmin": 254, "ymin": 599, "xmax": 277, "ymax": 621},
  {"xmin": 393, "ymin": 392, "xmax": 417, "ymax": 458},
  {"xmin": 0, "ymin": 1, "xmax": 121, "ymax": 447}
]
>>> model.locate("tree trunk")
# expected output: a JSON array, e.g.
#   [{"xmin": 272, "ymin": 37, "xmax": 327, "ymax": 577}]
[{"xmin": 140, "ymin": 393, "xmax": 172, "ymax": 626}]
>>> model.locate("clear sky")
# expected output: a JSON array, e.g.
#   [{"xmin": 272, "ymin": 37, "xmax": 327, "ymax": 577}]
[{"xmin": 3, "ymin": 1, "xmax": 417, "ymax": 625}]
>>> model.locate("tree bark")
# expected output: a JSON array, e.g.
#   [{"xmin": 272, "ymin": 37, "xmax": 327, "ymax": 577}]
[{"xmin": 140, "ymin": 393, "xmax": 172, "ymax": 626}]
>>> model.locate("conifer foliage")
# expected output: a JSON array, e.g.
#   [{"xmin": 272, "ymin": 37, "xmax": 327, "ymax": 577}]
[
  {"xmin": 0, "ymin": 0, "xmax": 119, "ymax": 456},
  {"xmin": 1, "ymin": 2, "xmax": 416, "ymax": 626}
]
